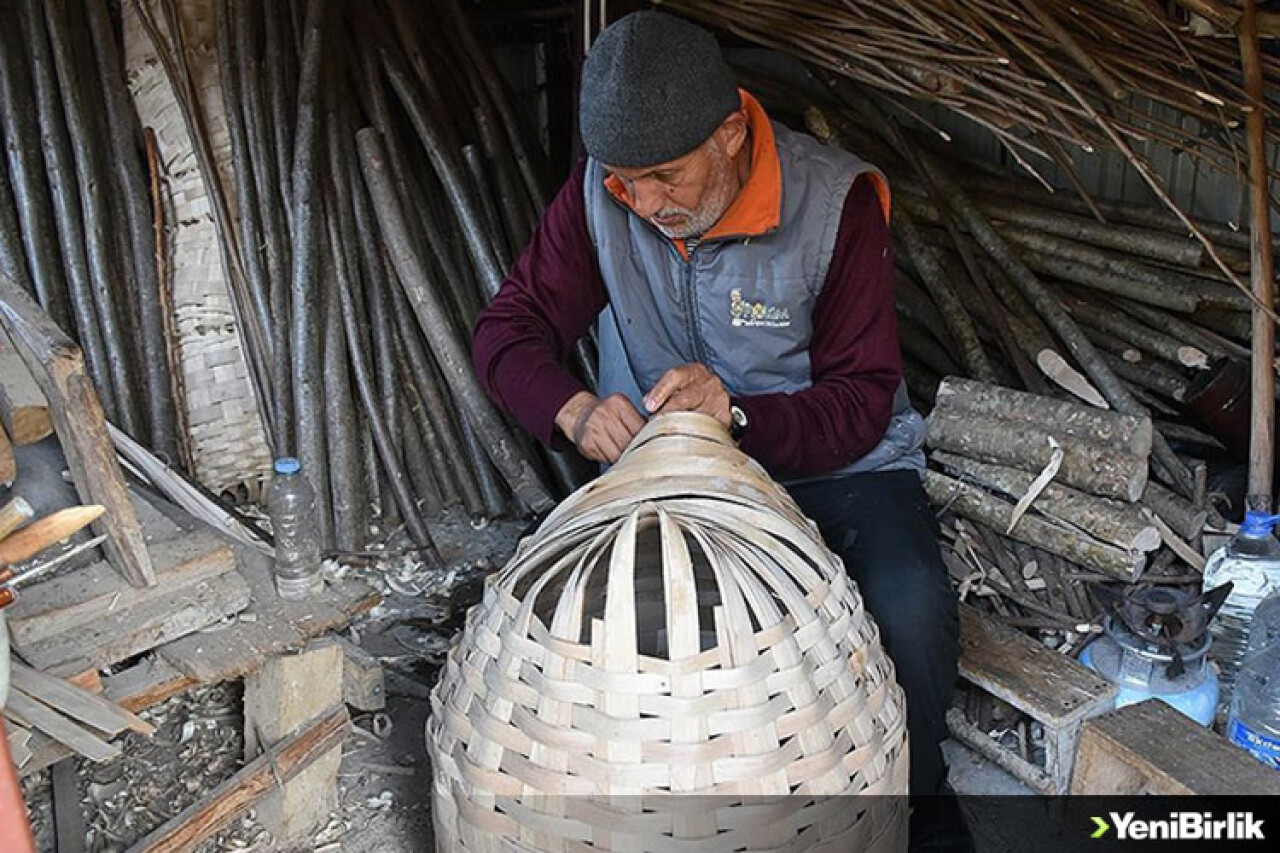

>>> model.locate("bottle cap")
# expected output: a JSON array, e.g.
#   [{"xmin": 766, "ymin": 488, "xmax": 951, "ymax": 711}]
[
  {"xmin": 274, "ymin": 457, "xmax": 302, "ymax": 476},
  {"xmin": 1239, "ymin": 511, "xmax": 1280, "ymax": 537}
]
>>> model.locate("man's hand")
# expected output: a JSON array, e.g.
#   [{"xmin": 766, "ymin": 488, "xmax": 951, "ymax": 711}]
[
  {"xmin": 555, "ymin": 390, "xmax": 646, "ymax": 464},
  {"xmin": 643, "ymin": 363, "xmax": 731, "ymax": 427}
]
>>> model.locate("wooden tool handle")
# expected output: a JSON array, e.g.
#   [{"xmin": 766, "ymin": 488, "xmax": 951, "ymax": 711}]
[{"xmin": 0, "ymin": 505, "xmax": 105, "ymax": 566}]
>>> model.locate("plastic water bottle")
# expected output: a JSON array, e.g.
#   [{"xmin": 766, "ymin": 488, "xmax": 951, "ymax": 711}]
[
  {"xmin": 1227, "ymin": 596, "xmax": 1280, "ymax": 770},
  {"xmin": 1203, "ymin": 512, "xmax": 1280, "ymax": 694},
  {"xmin": 267, "ymin": 457, "xmax": 323, "ymax": 600},
  {"xmin": 1246, "ymin": 590, "xmax": 1280, "ymax": 657}
]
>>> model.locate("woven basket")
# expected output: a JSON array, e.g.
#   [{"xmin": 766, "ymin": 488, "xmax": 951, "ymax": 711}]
[
  {"xmin": 123, "ymin": 0, "xmax": 272, "ymax": 500},
  {"xmin": 428, "ymin": 413, "xmax": 908, "ymax": 852}
]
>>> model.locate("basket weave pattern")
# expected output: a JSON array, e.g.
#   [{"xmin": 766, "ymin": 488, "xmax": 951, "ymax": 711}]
[
  {"xmin": 428, "ymin": 414, "xmax": 908, "ymax": 852},
  {"xmin": 123, "ymin": 0, "xmax": 272, "ymax": 498}
]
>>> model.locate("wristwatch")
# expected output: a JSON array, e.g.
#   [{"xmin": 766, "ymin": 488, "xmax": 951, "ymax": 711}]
[{"xmin": 729, "ymin": 404, "xmax": 748, "ymax": 441}]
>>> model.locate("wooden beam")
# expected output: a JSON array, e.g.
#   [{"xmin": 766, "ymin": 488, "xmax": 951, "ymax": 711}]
[
  {"xmin": 0, "ymin": 275, "xmax": 154, "ymax": 586},
  {"xmin": 2, "ymin": 690, "xmax": 120, "ymax": 763},
  {"xmin": 1242, "ymin": 0, "xmax": 1275, "ymax": 508},
  {"xmin": 8, "ymin": 662, "xmax": 153, "ymax": 737},
  {"xmin": 243, "ymin": 641, "xmax": 345, "ymax": 842},
  {"xmin": 125, "ymin": 706, "xmax": 350, "ymax": 853},
  {"xmin": 333, "ymin": 635, "xmax": 386, "ymax": 711},
  {"xmin": 1072, "ymin": 700, "xmax": 1280, "ymax": 794}
]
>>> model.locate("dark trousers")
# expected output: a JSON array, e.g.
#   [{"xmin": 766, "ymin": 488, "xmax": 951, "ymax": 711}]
[{"xmin": 786, "ymin": 469, "xmax": 959, "ymax": 796}]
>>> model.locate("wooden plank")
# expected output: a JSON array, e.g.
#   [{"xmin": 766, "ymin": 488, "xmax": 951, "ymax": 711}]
[
  {"xmin": 125, "ymin": 706, "xmax": 350, "ymax": 853},
  {"xmin": 243, "ymin": 641, "xmax": 345, "ymax": 841},
  {"xmin": 0, "ymin": 275, "xmax": 154, "ymax": 586},
  {"xmin": 6, "ymin": 530, "xmax": 237, "ymax": 649},
  {"xmin": 333, "ymin": 635, "xmax": 385, "ymax": 711},
  {"xmin": 52, "ymin": 759, "xmax": 85, "ymax": 853},
  {"xmin": 2, "ymin": 690, "xmax": 120, "ymax": 763},
  {"xmin": 958, "ymin": 603, "xmax": 1116, "ymax": 727},
  {"xmin": 8, "ymin": 662, "xmax": 153, "ymax": 737},
  {"xmin": 158, "ymin": 548, "xmax": 378, "ymax": 683},
  {"xmin": 15, "ymin": 569, "xmax": 251, "ymax": 672},
  {"xmin": 1072, "ymin": 699, "xmax": 1280, "ymax": 795},
  {"xmin": 0, "ymin": 506, "xmax": 103, "ymax": 565},
  {"xmin": 0, "ymin": 327, "xmax": 53, "ymax": 445}
]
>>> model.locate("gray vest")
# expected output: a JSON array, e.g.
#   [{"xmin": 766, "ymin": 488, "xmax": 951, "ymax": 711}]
[{"xmin": 583, "ymin": 121, "xmax": 925, "ymax": 479}]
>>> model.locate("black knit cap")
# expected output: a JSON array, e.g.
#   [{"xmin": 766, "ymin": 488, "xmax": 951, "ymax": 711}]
[{"xmin": 579, "ymin": 11, "xmax": 740, "ymax": 168}]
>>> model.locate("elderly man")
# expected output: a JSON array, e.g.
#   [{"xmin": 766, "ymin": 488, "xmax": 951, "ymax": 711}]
[{"xmin": 472, "ymin": 8, "xmax": 963, "ymax": 832}]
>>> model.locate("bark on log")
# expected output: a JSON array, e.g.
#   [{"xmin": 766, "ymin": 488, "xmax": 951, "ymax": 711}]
[
  {"xmin": 899, "ymin": 317, "xmax": 961, "ymax": 378},
  {"xmin": 1142, "ymin": 481, "xmax": 1208, "ymax": 541},
  {"xmin": 43, "ymin": 0, "xmax": 141, "ymax": 438},
  {"xmin": 1098, "ymin": 350, "xmax": 1190, "ymax": 402},
  {"xmin": 288, "ymin": 0, "xmax": 330, "ymax": 543},
  {"xmin": 357, "ymin": 128, "xmax": 553, "ymax": 514},
  {"xmin": 926, "ymin": 408, "xmax": 1148, "ymax": 501},
  {"xmin": 894, "ymin": 205, "xmax": 998, "ymax": 384},
  {"xmin": 0, "ymin": 4, "xmax": 71, "ymax": 330},
  {"xmin": 1116, "ymin": 298, "xmax": 1250, "ymax": 362},
  {"xmin": 925, "ymin": 471, "xmax": 1144, "ymax": 582},
  {"xmin": 932, "ymin": 452, "xmax": 1160, "ymax": 552},
  {"xmin": 235, "ymin": 0, "xmax": 293, "ymax": 452},
  {"xmin": 934, "ymin": 377, "xmax": 1153, "ymax": 456},
  {"xmin": 1064, "ymin": 293, "xmax": 1208, "ymax": 369},
  {"xmin": 86, "ymin": 0, "xmax": 176, "ymax": 459},
  {"xmin": 327, "ymin": 203, "xmax": 434, "ymax": 559}
]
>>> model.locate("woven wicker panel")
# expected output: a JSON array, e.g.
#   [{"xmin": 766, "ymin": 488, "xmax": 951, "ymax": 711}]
[
  {"xmin": 428, "ymin": 413, "xmax": 909, "ymax": 852},
  {"xmin": 123, "ymin": 0, "xmax": 271, "ymax": 499}
]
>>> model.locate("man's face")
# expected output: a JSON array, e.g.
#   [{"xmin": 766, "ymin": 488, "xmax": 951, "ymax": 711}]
[{"xmin": 606, "ymin": 114, "xmax": 747, "ymax": 240}]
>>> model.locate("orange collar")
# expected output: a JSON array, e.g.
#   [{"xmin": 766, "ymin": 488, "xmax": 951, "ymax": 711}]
[{"xmin": 603, "ymin": 89, "xmax": 781, "ymax": 255}]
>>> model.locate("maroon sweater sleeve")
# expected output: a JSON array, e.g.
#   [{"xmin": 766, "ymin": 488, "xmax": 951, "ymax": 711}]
[
  {"xmin": 734, "ymin": 175, "xmax": 902, "ymax": 477},
  {"xmin": 471, "ymin": 160, "xmax": 606, "ymax": 448}
]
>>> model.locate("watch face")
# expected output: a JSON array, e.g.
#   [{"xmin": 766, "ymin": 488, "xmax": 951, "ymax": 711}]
[{"xmin": 731, "ymin": 406, "xmax": 747, "ymax": 431}]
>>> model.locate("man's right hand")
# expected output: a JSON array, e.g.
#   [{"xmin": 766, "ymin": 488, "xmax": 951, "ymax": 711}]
[{"xmin": 555, "ymin": 391, "xmax": 646, "ymax": 464}]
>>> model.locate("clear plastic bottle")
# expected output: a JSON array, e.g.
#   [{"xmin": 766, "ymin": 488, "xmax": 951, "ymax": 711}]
[
  {"xmin": 1203, "ymin": 512, "xmax": 1280, "ymax": 695},
  {"xmin": 266, "ymin": 457, "xmax": 323, "ymax": 600},
  {"xmin": 1227, "ymin": 603, "xmax": 1280, "ymax": 770},
  {"xmin": 1246, "ymin": 590, "xmax": 1280, "ymax": 658}
]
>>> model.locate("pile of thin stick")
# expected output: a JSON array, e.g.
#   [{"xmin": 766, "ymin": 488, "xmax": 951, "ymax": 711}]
[
  {"xmin": 133, "ymin": 0, "xmax": 589, "ymax": 558},
  {"xmin": 664, "ymin": 0, "xmax": 1279, "ymax": 181},
  {"xmin": 0, "ymin": 0, "xmax": 180, "ymax": 467},
  {"xmin": 663, "ymin": 0, "xmax": 1279, "ymax": 289}
]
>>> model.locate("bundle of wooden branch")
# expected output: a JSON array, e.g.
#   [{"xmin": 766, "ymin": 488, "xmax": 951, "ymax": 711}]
[
  {"xmin": 131, "ymin": 0, "xmax": 590, "ymax": 558},
  {"xmin": 662, "ymin": 0, "xmax": 1280, "ymax": 220},
  {"xmin": 0, "ymin": 0, "xmax": 180, "ymax": 467}
]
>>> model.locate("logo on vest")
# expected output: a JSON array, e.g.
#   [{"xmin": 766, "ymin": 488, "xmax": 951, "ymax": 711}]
[{"xmin": 729, "ymin": 289, "xmax": 791, "ymax": 328}]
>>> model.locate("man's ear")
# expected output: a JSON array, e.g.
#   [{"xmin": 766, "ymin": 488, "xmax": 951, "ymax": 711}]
[{"xmin": 717, "ymin": 110, "xmax": 749, "ymax": 158}]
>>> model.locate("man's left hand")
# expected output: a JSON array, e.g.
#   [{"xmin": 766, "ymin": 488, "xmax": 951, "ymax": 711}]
[{"xmin": 643, "ymin": 363, "xmax": 731, "ymax": 428}]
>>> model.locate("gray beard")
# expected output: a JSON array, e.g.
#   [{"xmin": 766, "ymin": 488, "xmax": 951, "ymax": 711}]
[{"xmin": 653, "ymin": 159, "xmax": 739, "ymax": 240}]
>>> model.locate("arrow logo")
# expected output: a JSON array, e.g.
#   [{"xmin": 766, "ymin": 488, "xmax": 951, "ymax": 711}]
[{"xmin": 1091, "ymin": 816, "xmax": 1110, "ymax": 839}]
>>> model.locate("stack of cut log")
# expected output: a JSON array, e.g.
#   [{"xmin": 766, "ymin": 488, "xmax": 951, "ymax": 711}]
[{"xmin": 925, "ymin": 378, "xmax": 1209, "ymax": 634}]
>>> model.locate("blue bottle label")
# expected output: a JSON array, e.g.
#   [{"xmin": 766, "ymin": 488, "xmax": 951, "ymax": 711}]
[{"xmin": 1228, "ymin": 718, "xmax": 1280, "ymax": 770}]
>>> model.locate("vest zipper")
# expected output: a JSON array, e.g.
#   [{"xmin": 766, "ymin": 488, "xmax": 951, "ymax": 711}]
[{"xmin": 682, "ymin": 246, "xmax": 710, "ymax": 365}]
